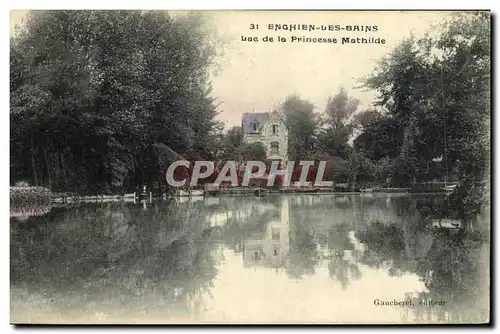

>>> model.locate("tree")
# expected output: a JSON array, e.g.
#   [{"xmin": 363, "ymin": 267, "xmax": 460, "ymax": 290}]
[
  {"xmin": 10, "ymin": 10, "xmax": 223, "ymax": 194},
  {"xmin": 280, "ymin": 95, "xmax": 319, "ymax": 161},
  {"xmin": 353, "ymin": 114, "xmax": 400, "ymax": 161},
  {"xmin": 237, "ymin": 142, "xmax": 267, "ymax": 162},
  {"xmin": 217, "ymin": 126, "xmax": 244, "ymax": 165},
  {"xmin": 348, "ymin": 151, "xmax": 375, "ymax": 190},
  {"xmin": 358, "ymin": 12, "xmax": 490, "ymax": 204},
  {"xmin": 317, "ymin": 88, "xmax": 359, "ymax": 159},
  {"xmin": 324, "ymin": 87, "xmax": 360, "ymax": 131},
  {"xmin": 353, "ymin": 108, "xmax": 383, "ymax": 131}
]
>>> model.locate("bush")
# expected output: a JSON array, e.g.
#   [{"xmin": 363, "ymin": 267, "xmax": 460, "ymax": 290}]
[{"xmin": 10, "ymin": 186, "xmax": 51, "ymax": 206}]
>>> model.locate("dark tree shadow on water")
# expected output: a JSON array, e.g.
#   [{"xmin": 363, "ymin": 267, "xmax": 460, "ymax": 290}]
[
  {"xmin": 10, "ymin": 201, "xmax": 223, "ymax": 321},
  {"xmin": 354, "ymin": 210, "xmax": 488, "ymax": 323}
]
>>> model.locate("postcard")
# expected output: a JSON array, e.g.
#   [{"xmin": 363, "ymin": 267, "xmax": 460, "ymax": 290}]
[{"xmin": 9, "ymin": 10, "xmax": 491, "ymax": 325}]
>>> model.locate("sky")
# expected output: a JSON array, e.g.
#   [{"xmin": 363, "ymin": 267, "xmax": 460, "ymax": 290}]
[
  {"xmin": 10, "ymin": 10, "xmax": 451, "ymax": 128},
  {"xmin": 206, "ymin": 11, "xmax": 450, "ymax": 127}
]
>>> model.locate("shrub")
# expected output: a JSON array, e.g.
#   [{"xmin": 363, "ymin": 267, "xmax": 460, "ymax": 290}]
[{"xmin": 10, "ymin": 186, "xmax": 51, "ymax": 206}]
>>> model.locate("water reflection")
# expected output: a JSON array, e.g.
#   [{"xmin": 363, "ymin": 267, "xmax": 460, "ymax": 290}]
[
  {"xmin": 10, "ymin": 194, "xmax": 489, "ymax": 324},
  {"xmin": 242, "ymin": 197, "xmax": 289, "ymax": 270}
]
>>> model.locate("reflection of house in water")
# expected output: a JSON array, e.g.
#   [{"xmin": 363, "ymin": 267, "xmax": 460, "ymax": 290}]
[{"xmin": 243, "ymin": 197, "xmax": 290, "ymax": 269}]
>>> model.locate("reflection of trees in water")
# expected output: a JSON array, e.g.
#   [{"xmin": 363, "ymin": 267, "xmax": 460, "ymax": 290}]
[
  {"xmin": 324, "ymin": 224, "xmax": 362, "ymax": 289},
  {"xmin": 213, "ymin": 194, "xmax": 489, "ymax": 322},
  {"xmin": 10, "ymin": 201, "xmax": 222, "ymax": 317},
  {"xmin": 356, "ymin": 222, "xmax": 407, "ymax": 274},
  {"xmin": 10, "ymin": 203, "xmax": 53, "ymax": 221},
  {"xmin": 286, "ymin": 214, "xmax": 318, "ymax": 279},
  {"xmin": 203, "ymin": 197, "xmax": 281, "ymax": 253},
  {"xmin": 354, "ymin": 211, "xmax": 488, "ymax": 323},
  {"xmin": 328, "ymin": 255, "xmax": 362, "ymax": 289},
  {"xmin": 285, "ymin": 208, "xmax": 364, "ymax": 284},
  {"xmin": 212, "ymin": 195, "xmax": 369, "ymax": 282},
  {"xmin": 228, "ymin": 212, "xmax": 275, "ymax": 244},
  {"xmin": 410, "ymin": 228, "xmax": 488, "ymax": 323},
  {"xmin": 214, "ymin": 210, "xmax": 276, "ymax": 254}
]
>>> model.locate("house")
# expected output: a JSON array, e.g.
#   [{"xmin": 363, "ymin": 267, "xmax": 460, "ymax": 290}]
[{"xmin": 242, "ymin": 111, "xmax": 288, "ymax": 162}]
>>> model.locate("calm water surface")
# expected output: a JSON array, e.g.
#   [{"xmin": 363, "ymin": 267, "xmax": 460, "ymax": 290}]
[{"xmin": 10, "ymin": 194, "xmax": 490, "ymax": 324}]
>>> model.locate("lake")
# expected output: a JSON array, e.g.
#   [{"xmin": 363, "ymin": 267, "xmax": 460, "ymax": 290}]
[{"xmin": 10, "ymin": 194, "xmax": 490, "ymax": 324}]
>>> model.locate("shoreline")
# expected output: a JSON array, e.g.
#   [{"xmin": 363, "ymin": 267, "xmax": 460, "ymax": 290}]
[{"xmin": 9, "ymin": 191, "xmax": 455, "ymax": 210}]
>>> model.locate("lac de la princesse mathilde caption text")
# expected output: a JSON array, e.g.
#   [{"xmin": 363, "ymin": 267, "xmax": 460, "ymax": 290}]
[{"xmin": 241, "ymin": 23, "xmax": 387, "ymax": 44}]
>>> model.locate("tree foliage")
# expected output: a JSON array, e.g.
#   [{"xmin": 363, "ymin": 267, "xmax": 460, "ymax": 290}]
[
  {"xmin": 11, "ymin": 10, "xmax": 222, "ymax": 194},
  {"xmin": 280, "ymin": 94, "xmax": 319, "ymax": 161},
  {"xmin": 276, "ymin": 12, "xmax": 489, "ymax": 215},
  {"xmin": 355, "ymin": 12, "xmax": 490, "ymax": 195}
]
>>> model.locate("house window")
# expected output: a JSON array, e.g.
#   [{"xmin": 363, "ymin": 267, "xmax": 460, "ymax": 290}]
[
  {"xmin": 271, "ymin": 142, "xmax": 279, "ymax": 155},
  {"xmin": 272, "ymin": 125, "xmax": 278, "ymax": 135},
  {"xmin": 252, "ymin": 121, "xmax": 258, "ymax": 131}
]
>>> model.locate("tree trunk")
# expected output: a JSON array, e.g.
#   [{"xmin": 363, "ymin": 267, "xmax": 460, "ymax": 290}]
[
  {"xmin": 30, "ymin": 131, "xmax": 39, "ymax": 186},
  {"xmin": 54, "ymin": 150, "xmax": 60, "ymax": 191},
  {"xmin": 43, "ymin": 146, "xmax": 52, "ymax": 190},
  {"xmin": 60, "ymin": 149, "xmax": 68, "ymax": 188}
]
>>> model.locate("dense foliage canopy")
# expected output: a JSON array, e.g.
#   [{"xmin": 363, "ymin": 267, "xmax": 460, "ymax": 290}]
[{"xmin": 11, "ymin": 10, "xmax": 223, "ymax": 194}]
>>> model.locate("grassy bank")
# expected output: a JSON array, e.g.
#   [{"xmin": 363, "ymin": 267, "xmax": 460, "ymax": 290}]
[{"xmin": 10, "ymin": 186, "xmax": 51, "ymax": 206}]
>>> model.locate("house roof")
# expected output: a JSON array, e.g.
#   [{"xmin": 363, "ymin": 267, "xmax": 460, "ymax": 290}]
[
  {"xmin": 242, "ymin": 112, "xmax": 269, "ymax": 134},
  {"xmin": 242, "ymin": 111, "xmax": 289, "ymax": 134}
]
